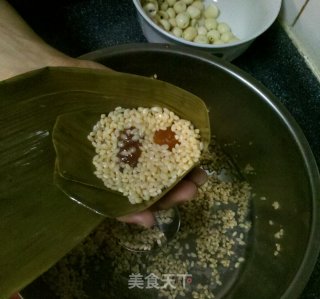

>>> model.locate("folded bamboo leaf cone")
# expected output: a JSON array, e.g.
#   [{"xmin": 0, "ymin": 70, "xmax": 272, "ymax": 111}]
[{"xmin": 52, "ymin": 72, "xmax": 211, "ymax": 218}]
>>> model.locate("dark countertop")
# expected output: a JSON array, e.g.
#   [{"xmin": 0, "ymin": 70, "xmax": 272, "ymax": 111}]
[{"xmin": 9, "ymin": 0, "xmax": 320, "ymax": 298}]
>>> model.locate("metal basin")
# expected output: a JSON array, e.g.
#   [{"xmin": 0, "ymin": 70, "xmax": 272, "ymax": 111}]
[{"xmin": 81, "ymin": 44, "xmax": 320, "ymax": 299}]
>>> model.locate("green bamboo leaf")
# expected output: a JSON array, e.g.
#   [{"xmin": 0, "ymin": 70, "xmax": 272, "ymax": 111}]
[
  {"xmin": 0, "ymin": 67, "xmax": 210, "ymax": 298},
  {"xmin": 52, "ymin": 77, "xmax": 211, "ymax": 217}
]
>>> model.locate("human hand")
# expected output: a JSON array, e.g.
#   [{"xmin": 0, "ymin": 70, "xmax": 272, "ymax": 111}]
[
  {"xmin": 118, "ymin": 167, "xmax": 207, "ymax": 227},
  {"xmin": 0, "ymin": 0, "xmax": 110, "ymax": 82},
  {"xmin": 0, "ymin": 25, "xmax": 110, "ymax": 82}
]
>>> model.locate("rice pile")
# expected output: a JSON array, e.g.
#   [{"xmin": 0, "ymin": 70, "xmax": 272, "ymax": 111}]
[{"xmin": 88, "ymin": 107, "xmax": 203, "ymax": 204}]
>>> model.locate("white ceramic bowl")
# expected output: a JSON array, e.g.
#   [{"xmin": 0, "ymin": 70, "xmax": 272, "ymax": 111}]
[{"xmin": 132, "ymin": 0, "xmax": 282, "ymax": 61}]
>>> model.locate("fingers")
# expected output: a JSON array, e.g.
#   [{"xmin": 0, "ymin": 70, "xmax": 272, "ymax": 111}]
[
  {"xmin": 153, "ymin": 179, "xmax": 198, "ymax": 210},
  {"xmin": 154, "ymin": 167, "xmax": 207, "ymax": 210},
  {"xmin": 117, "ymin": 209, "xmax": 155, "ymax": 228},
  {"xmin": 117, "ymin": 167, "xmax": 208, "ymax": 226},
  {"xmin": 186, "ymin": 167, "xmax": 208, "ymax": 186}
]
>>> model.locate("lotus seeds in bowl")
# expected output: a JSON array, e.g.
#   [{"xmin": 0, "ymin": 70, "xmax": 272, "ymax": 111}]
[
  {"xmin": 141, "ymin": 0, "xmax": 238, "ymax": 45},
  {"xmin": 88, "ymin": 106, "xmax": 203, "ymax": 204}
]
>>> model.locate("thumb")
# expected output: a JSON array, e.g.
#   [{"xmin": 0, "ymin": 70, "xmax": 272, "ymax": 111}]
[{"xmin": 117, "ymin": 209, "xmax": 156, "ymax": 228}]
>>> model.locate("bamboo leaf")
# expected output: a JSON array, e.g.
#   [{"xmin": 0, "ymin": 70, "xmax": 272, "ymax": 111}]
[{"xmin": 0, "ymin": 67, "xmax": 210, "ymax": 298}]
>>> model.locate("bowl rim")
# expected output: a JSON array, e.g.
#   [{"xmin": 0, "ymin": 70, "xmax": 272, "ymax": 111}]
[
  {"xmin": 80, "ymin": 43, "xmax": 320, "ymax": 299},
  {"xmin": 132, "ymin": 0, "xmax": 282, "ymax": 49}
]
